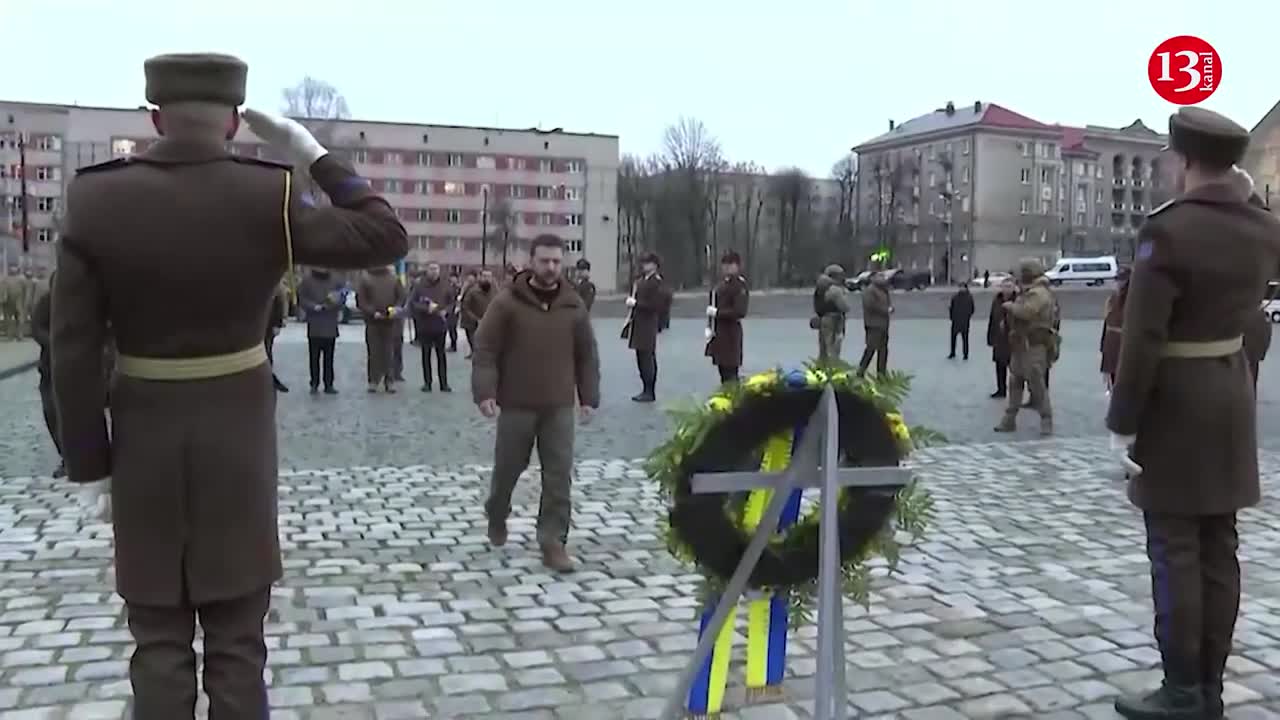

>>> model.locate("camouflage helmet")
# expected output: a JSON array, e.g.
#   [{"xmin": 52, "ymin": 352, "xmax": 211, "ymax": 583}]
[{"xmin": 1016, "ymin": 258, "xmax": 1045, "ymax": 281}]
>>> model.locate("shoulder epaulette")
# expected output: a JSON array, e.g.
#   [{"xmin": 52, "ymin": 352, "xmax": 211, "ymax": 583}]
[
  {"xmin": 1148, "ymin": 199, "xmax": 1177, "ymax": 218},
  {"xmin": 653, "ymin": 273, "xmax": 663, "ymax": 281},
  {"xmin": 76, "ymin": 157, "xmax": 132, "ymax": 176},
  {"xmin": 229, "ymin": 156, "xmax": 293, "ymax": 171}
]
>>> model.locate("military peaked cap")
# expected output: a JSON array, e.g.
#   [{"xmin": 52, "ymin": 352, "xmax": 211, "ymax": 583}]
[
  {"xmin": 1165, "ymin": 107, "xmax": 1249, "ymax": 168},
  {"xmin": 575, "ymin": 258, "xmax": 591, "ymax": 270},
  {"xmin": 144, "ymin": 53, "xmax": 248, "ymax": 106},
  {"xmin": 639, "ymin": 251, "xmax": 662, "ymax": 266},
  {"xmin": 720, "ymin": 250, "xmax": 742, "ymax": 265},
  {"xmin": 823, "ymin": 264, "xmax": 845, "ymax": 277}
]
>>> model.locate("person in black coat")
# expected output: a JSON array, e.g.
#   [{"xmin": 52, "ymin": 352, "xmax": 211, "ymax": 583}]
[
  {"xmin": 986, "ymin": 283, "xmax": 1013, "ymax": 397},
  {"xmin": 947, "ymin": 282, "xmax": 976, "ymax": 359}
]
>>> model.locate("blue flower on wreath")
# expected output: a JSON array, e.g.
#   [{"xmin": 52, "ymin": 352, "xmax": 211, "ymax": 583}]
[{"xmin": 783, "ymin": 369, "xmax": 809, "ymax": 389}]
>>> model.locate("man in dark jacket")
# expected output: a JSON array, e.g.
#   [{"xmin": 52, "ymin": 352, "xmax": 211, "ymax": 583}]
[
  {"xmin": 987, "ymin": 281, "xmax": 1013, "ymax": 397},
  {"xmin": 460, "ymin": 268, "xmax": 496, "ymax": 359},
  {"xmin": 472, "ymin": 234, "xmax": 601, "ymax": 573},
  {"xmin": 624, "ymin": 252, "xmax": 669, "ymax": 402},
  {"xmin": 358, "ymin": 266, "xmax": 408, "ymax": 393},
  {"xmin": 857, "ymin": 272, "xmax": 893, "ymax": 375},
  {"xmin": 947, "ymin": 282, "xmax": 975, "ymax": 360},
  {"xmin": 299, "ymin": 268, "xmax": 344, "ymax": 394},
  {"xmin": 574, "ymin": 258, "xmax": 597, "ymax": 311},
  {"xmin": 410, "ymin": 261, "xmax": 456, "ymax": 392}
]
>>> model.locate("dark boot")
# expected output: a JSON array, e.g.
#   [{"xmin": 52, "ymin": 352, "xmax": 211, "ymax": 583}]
[
  {"xmin": 993, "ymin": 415, "xmax": 1017, "ymax": 433},
  {"xmin": 52, "ymin": 462, "xmax": 66, "ymax": 479},
  {"xmin": 487, "ymin": 517, "xmax": 508, "ymax": 547},
  {"xmin": 273, "ymin": 374, "xmax": 289, "ymax": 393},
  {"xmin": 990, "ymin": 390, "xmax": 1006, "ymax": 398},
  {"xmin": 324, "ymin": 386, "xmax": 338, "ymax": 395},
  {"xmin": 1202, "ymin": 682, "xmax": 1224, "ymax": 720},
  {"xmin": 1114, "ymin": 682, "xmax": 1205, "ymax": 719},
  {"xmin": 631, "ymin": 391, "xmax": 655, "ymax": 403},
  {"xmin": 541, "ymin": 542, "xmax": 575, "ymax": 573}
]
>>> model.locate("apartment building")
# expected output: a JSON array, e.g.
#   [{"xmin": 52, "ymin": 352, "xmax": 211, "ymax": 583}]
[
  {"xmin": 1, "ymin": 101, "xmax": 621, "ymax": 290},
  {"xmin": 852, "ymin": 100, "xmax": 1167, "ymax": 281}
]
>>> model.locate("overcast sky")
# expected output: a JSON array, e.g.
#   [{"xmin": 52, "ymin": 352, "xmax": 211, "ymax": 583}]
[{"xmin": 8, "ymin": 0, "xmax": 1277, "ymax": 177}]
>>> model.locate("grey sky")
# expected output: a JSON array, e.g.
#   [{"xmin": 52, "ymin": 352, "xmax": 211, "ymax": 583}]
[{"xmin": 9, "ymin": 0, "xmax": 1276, "ymax": 177}]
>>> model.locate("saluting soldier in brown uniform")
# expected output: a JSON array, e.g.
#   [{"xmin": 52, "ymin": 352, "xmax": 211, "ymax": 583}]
[
  {"xmin": 704, "ymin": 250, "xmax": 749, "ymax": 383},
  {"xmin": 1107, "ymin": 107, "xmax": 1280, "ymax": 720},
  {"xmin": 50, "ymin": 54, "xmax": 407, "ymax": 719}
]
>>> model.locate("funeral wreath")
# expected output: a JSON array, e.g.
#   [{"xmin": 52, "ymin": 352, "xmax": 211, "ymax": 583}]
[{"xmin": 645, "ymin": 362, "xmax": 941, "ymax": 623}]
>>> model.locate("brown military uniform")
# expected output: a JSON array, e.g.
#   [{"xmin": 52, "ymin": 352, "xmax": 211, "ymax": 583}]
[
  {"xmin": 1100, "ymin": 288, "xmax": 1126, "ymax": 383},
  {"xmin": 357, "ymin": 268, "xmax": 407, "ymax": 391},
  {"xmin": 857, "ymin": 278, "xmax": 892, "ymax": 374},
  {"xmin": 50, "ymin": 53, "xmax": 407, "ymax": 720},
  {"xmin": 625, "ymin": 265, "xmax": 669, "ymax": 400},
  {"xmin": 1107, "ymin": 107, "xmax": 1280, "ymax": 717},
  {"xmin": 704, "ymin": 274, "xmax": 749, "ymax": 383},
  {"xmin": 460, "ymin": 279, "xmax": 496, "ymax": 356},
  {"xmin": 1243, "ymin": 307, "xmax": 1272, "ymax": 390},
  {"xmin": 409, "ymin": 273, "xmax": 456, "ymax": 390}
]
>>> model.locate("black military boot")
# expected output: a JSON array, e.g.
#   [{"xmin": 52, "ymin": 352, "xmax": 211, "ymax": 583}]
[
  {"xmin": 1202, "ymin": 681, "xmax": 1224, "ymax": 720},
  {"xmin": 1114, "ymin": 681, "xmax": 1206, "ymax": 719}
]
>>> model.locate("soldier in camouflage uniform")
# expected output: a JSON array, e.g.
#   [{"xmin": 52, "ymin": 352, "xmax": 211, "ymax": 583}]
[
  {"xmin": 994, "ymin": 258, "xmax": 1056, "ymax": 436},
  {"xmin": 813, "ymin": 264, "xmax": 851, "ymax": 361}
]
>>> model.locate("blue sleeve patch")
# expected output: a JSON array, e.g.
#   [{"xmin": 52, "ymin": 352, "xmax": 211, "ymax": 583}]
[
  {"xmin": 300, "ymin": 192, "xmax": 317, "ymax": 208},
  {"xmin": 1137, "ymin": 241, "xmax": 1154, "ymax": 261}
]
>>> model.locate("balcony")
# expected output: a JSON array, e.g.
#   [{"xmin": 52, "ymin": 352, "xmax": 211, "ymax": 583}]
[
  {"xmin": 1131, "ymin": 179, "xmax": 1145, "ymax": 189},
  {"xmin": 1113, "ymin": 177, "xmax": 1126, "ymax": 187},
  {"xmin": 1112, "ymin": 203, "xmax": 1125, "ymax": 211},
  {"xmin": 1131, "ymin": 204, "xmax": 1146, "ymax": 213}
]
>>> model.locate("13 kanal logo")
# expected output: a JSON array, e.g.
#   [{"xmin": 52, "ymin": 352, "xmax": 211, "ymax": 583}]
[{"xmin": 1148, "ymin": 35, "xmax": 1221, "ymax": 105}]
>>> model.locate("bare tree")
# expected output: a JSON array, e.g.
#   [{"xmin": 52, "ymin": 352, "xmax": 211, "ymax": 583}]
[
  {"xmin": 870, "ymin": 155, "xmax": 913, "ymax": 267},
  {"xmin": 488, "ymin": 197, "xmax": 517, "ymax": 268},
  {"xmin": 768, "ymin": 169, "xmax": 810, "ymax": 285},
  {"xmin": 616, "ymin": 154, "xmax": 653, "ymax": 282},
  {"xmin": 831, "ymin": 154, "xmax": 857, "ymax": 247},
  {"xmin": 654, "ymin": 117, "xmax": 723, "ymax": 287},
  {"xmin": 280, "ymin": 77, "xmax": 352, "ymax": 204}
]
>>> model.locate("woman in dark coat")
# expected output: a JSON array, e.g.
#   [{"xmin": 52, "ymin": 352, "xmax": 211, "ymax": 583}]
[
  {"xmin": 1100, "ymin": 267, "xmax": 1132, "ymax": 389},
  {"xmin": 986, "ymin": 283, "xmax": 1012, "ymax": 398}
]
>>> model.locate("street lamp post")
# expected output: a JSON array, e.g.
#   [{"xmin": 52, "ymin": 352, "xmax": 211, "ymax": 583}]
[{"xmin": 480, "ymin": 186, "xmax": 489, "ymax": 268}]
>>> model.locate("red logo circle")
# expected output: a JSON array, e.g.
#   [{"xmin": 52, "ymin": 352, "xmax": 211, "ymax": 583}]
[{"xmin": 1148, "ymin": 36, "xmax": 1221, "ymax": 105}]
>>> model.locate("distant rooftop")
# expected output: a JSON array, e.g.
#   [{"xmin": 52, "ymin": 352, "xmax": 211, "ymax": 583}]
[
  {"xmin": 0, "ymin": 98, "xmax": 619, "ymax": 140},
  {"xmin": 854, "ymin": 101, "xmax": 1055, "ymax": 150}
]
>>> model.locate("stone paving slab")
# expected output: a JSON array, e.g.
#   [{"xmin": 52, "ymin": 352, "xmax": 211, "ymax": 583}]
[
  {"xmin": 0, "ymin": 340, "xmax": 37, "ymax": 382},
  {"xmin": 0, "ymin": 439, "xmax": 1277, "ymax": 718}
]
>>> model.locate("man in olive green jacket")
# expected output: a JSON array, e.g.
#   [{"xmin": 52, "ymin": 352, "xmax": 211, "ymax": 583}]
[{"xmin": 995, "ymin": 259, "xmax": 1057, "ymax": 436}]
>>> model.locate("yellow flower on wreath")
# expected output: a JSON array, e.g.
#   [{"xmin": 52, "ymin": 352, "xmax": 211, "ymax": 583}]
[
  {"xmin": 885, "ymin": 412, "xmax": 912, "ymax": 443},
  {"xmin": 743, "ymin": 371, "xmax": 778, "ymax": 393},
  {"xmin": 706, "ymin": 395, "xmax": 733, "ymax": 413}
]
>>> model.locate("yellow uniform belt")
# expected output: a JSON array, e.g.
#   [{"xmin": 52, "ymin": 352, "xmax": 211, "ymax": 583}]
[
  {"xmin": 1105, "ymin": 325, "xmax": 1123, "ymax": 334},
  {"xmin": 1160, "ymin": 335, "xmax": 1243, "ymax": 359},
  {"xmin": 116, "ymin": 344, "xmax": 268, "ymax": 381}
]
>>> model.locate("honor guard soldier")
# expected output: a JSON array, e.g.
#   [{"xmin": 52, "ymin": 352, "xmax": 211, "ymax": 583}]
[
  {"xmin": 704, "ymin": 250, "xmax": 749, "ymax": 383},
  {"xmin": 573, "ymin": 258, "xmax": 597, "ymax": 311},
  {"xmin": 50, "ymin": 53, "xmax": 407, "ymax": 719},
  {"xmin": 1106, "ymin": 107, "xmax": 1280, "ymax": 720}
]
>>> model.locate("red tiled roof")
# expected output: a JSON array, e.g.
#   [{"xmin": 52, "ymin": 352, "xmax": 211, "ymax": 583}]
[{"xmin": 977, "ymin": 104, "xmax": 1054, "ymax": 131}]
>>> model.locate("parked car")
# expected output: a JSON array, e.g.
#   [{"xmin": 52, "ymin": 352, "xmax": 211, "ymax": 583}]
[
  {"xmin": 886, "ymin": 268, "xmax": 932, "ymax": 291},
  {"xmin": 1045, "ymin": 256, "xmax": 1118, "ymax": 286},
  {"xmin": 1265, "ymin": 282, "xmax": 1280, "ymax": 324},
  {"xmin": 982, "ymin": 271, "xmax": 1013, "ymax": 288}
]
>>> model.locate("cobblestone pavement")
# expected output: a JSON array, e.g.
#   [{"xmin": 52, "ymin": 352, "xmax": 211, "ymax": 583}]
[
  {"xmin": 3, "ymin": 318, "xmax": 1280, "ymax": 478},
  {"xmin": 0, "ymin": 440, "xmax": 1277, "ymax": 718}
]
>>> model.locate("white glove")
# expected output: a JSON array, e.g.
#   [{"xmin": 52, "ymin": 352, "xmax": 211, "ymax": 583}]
[
  {"xmin": 1109, "ymin": 433, "xmax": 1142, "ymax": 475},
  {"xmin": 625, "ymin": 296, "xmax": 637, "ymax": 308},
  {"xmin": 705, "ymin": 305, "xmax": 718, "ymax": 318},
  {"xmin": 241, "ymin": 109, "xmax": 328, "ymax": 165},
  {"xmin": 77, "ymin": 478, "xmax": 112, "ymax": 523},
  {"xmin": 704, "ymin": 327, "xmax": 714, "ymax": 340}
]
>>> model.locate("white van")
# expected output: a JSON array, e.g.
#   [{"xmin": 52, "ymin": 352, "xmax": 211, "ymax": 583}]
[{"xmin": 1045, "ymin": 256, "xmax": 1119, "ymax": 286}]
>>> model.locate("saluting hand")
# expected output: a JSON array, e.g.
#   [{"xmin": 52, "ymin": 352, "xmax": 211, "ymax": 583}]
[{"xmin": 241, "ymin": 108, "xmax": 328, "ymax": 165}]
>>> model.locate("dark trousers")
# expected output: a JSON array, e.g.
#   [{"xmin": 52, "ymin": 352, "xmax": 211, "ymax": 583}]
[
  {"xmin": 994, "ymin": 358, "xmax": 1009, "ymax": 394},
  {"xmin": 365, "ymin": 321, "xmax": 397, "ymax": 385},
  {"xmin": 307, "ymin": 337, "xmax": 336, "ymax": 390},
  {"xmin": 635, "ymin": 350, "xmax": 658, "ymax": 394},
  {"xmin": 858, "ymin": 327, "xmax": 889, "ymax": 375},
  {"xmin": 717, "ymin": 365, "xmax": 739, "ymax": 384},
  {"xmin": 949, "ymin": 322, "xmax": 970, "ymax": 358},
  {"xmin": 127, "ymin": 588, "xmax": 271, "ymax": 720},
  {"xmin": 419, "ymin": 332, "xmax": 449, "ymax": 388},
  {"xmin": 392, "ymin": 320, "xmax": 405, "ymax": 380},
  {"xmin": 447, "ymin": 316, "xmax": 459, "ymax": 351},
  {"xmin": 485, "ymin": 406, "xmax": 575, "ymax": 545},
  {"xmin": 1044, "ymin": 368, "xmax": 1051, "ymax": 389},
  {"xmin": 38, "ymin": 369, "xmax": 61, "ymax": 455},
  {"xmin": 1143, "ymin": 512, "xmax": 1240, "ymax": 689},
  {"xmin": 463, "ymin": 327, "xmax": 476, "ymax": 355}
]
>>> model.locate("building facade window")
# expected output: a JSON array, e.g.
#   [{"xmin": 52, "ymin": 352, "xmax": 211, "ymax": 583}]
[
  {"xmin": 416, "ymin": 181, "xmax": 431, "ymax": 195},
  {"xmin": 385, "ymin": 152, "xmax": 402, "ymax": 165},
  {"xmin": 37, "ymin": 228, "xmax": 54, "ymax": 243},
  {"xmin": 443, "ymin": 182, "xmax": 465, "ymax": 196},
  {"xmin": 566, "ymin": 160, "xmax": 583, "ymax": 173},
  {"xmin": 961, "ymin": 139, "xmax": 970, "ymax": 155},
  {"xmin": 511, "ymin": 157, "xmax": 527, "ymax": 170},
  {"xmin": 538, "ymin": 159, "xmax": 553, "ymax": 173},
  {"xmin": 414, "ymin": 236, "xmax": 429, "ymax": 250},
  {"xmin": 539, "ymin": 213, "xmax": 553, "ymax": 226},
  {"xmin": 445, "ymin": 209, "xmax": 461, "ymax": 223},
  {"xmin": 35, "ymin": 167, "xmax": 58, "ymax": 181},
  {"xmin": 416, "ymin": 209, "xmax": 429, "ymax": 222},
  {"xmin": 34, "ymin": 135, "xmax": 62, "ymax": 151},
  {"xmin": 1020, "ymin": 168, "xmax": 1031, "ymax": 184},
  {"xmin": 447, "ymin": 154, "xmax": 463, "ymax": 168},
  {"xmin": 567, "ymin": 213, "xmax": 582, "ymax": 226},
  {"xmin": 509, "ymin": 185, "xmax": 525, "ymax": 199},
  {"xmin": 1039, "ymin": 230, "xmax": 1047, "ymax": 243},
  {"xmin": 566, "ymin": 239, "xmax": 582, "ymax": 253},
  {"xmin": 536, "ymin": 186, "xmax": 553, "ymax": 199},
  {"xmin": 445, "ymin": 237, "xmax": 462, "ymax": 250},
  {"xmin": 1019, "ymin": 198, "xmax": 1030, "ymax": 214},
  {"xmin": 476, "ymin": 156, "xmax": 495, "ymax": 169},
  {"xmin": 416, "ymin": 152, "xmax": 431, "ymax": 166},
  {"xmin": 385, "ymin": 179, "xmax": 400, "ymax": 193},
  {"xmin": 35, "ymin": 197, "xmax": 56, "ymax": 212},
  {"xmin": 563, "ymin": 187, "xmax": 580, "ymax": 201},
  {"xmin": 961, "ymin": 167, "xmax": 970, "ymax": 183},
  {"xmin": 1018, "ymin": 227, "xmax": 1027, "ymax": 242}
]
